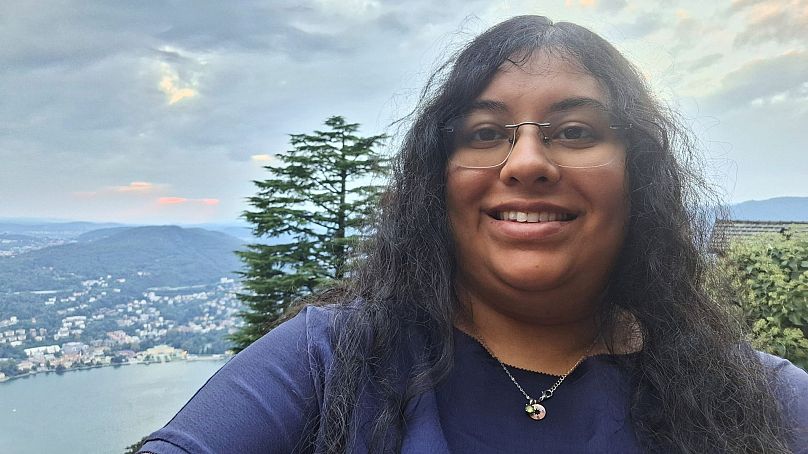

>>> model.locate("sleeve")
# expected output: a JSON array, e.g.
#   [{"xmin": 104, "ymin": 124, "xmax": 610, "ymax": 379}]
[
  {"xmin": 138, "ymin": 306, "xmax": 332, "ymax": 454},
  {"xmin": 759, "ymin": 352, "xmax": 808, "ymax": 454}
]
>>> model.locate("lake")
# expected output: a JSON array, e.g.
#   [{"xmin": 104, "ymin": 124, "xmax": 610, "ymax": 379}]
[{"xmin": 0, "ymin": 359, "xmax": 227, "ymax": 453}]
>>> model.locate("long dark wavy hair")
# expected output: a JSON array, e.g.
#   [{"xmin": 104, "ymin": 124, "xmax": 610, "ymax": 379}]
[{"xmin": 306, "ymin": 15, "xmax": 791, "ymax": 453}]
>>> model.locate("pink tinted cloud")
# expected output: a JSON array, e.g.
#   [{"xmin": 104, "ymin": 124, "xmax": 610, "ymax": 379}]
[
  {"xmin": 564, "ymin": 0, "xmax": 596, "ymax": 7},
  {"xmin": 731, "ymin": 0, "xmax": 808, "ymax": 46},
  {"xmin": 157, "ymin": 197, "xmax": 220, "ymax": 206},
  {"xmin": 158, "ymin": 197, "xmax": 188, "ymax": 205},
  {"xmin": 115, "ymin": 181, "xmax": 155, "ymax": 192},
  {"xmin": 73, "ymin": 181, "xmax": 162, "ymax": 198}
]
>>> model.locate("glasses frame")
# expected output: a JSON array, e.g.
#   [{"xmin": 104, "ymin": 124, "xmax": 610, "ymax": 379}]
[{"xmin": 443, "ymin": 119, "xmax": 633, "ymax": 169}]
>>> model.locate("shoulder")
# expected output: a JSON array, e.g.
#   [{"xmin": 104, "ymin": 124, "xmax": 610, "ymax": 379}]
[
  {"xmin": 757, "ymin": 351, "xmax": 808, "ymax": 398},
  {"xmin": 242, "ymin": 304, "xmax": 337, "ymax": 361},
  {"xmin": 756, "ymin": 351, "xmax": 808, "ymax": 451},
  {"xmin": 757, "ymin": 351, "xmax": 808, "ymax": 380},
  {"xmin": 213, "ymin": 305, "xmax": 337, "ymax": 374},
  {"xmin": 221, "ymin": 304, "xmax": 340, "ymax": 391}
]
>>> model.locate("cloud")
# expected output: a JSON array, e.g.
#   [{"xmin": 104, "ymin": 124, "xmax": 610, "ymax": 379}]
[
  {"xmin": 150, "ymin": 196, "xmax": 222, "ymax": 223},
  {"xmin": 114, "ymin": 181, "xmax": 158, "ymax": 193},
  {"xmin": 727, "ymin": 0, "xmax": 760, "ymax": 11},
  {"xmin": 564, "ymin": 0, "xmax": 597, "ymax": 7},
  {"xmin": 597, "ymin": 0, "xmax": 627, "ymax": 13},
  {"xmin": 729, "ymin": 0, "xmax": 808, "ymax": 47},
  {"xmin": 158, "ymin": 63, "xmax": 198, "ymax": 105},
  {"xmin": 4, "ymin": 0, "xmax": 804, "ymax": 223},
  {"xmin": 72, "ymin": 182, "xmax": 165, "ymax": 197},
  {"xmin": 684, "ymin": 53, "xmax": 723, "ymax": 72},
  {"xmin": 158, "ymin": 197, "xmax": 188, "ymax": 205},
  {"xmin": 664, "ymin": 8, "xmax": 725, "ymax": 57},
  {"xmin": 314, "ymin": 0, "xmax": 382, "ymax": 19},
  {"xmin": 610, "ymin": 13, "xmax": 662, "ymax": 40},
  {"xmin": 250, "ymin": 154, "xmax": 274, "ymax": 163},
  {"xmin": 158, "ymin": 197, "xmax": 220, "ymax": 206},
  {"xmin": 702, "ymin": 50, "xmax": 808, "ymax": 112}
]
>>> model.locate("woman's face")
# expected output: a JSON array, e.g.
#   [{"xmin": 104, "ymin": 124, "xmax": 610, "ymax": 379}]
[{"xmin": 446, "ymin": 52, "xmax": 630, "ymax": 317}]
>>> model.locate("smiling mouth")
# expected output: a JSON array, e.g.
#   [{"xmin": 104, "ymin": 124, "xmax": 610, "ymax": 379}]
[{"xmin": 495, "ymin": 211, "xmax": 577, "ymax": 223}]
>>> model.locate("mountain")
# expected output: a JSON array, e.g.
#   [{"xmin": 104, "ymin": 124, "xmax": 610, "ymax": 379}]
[
  {"xmin": 0, "ymin": 221, "xmax": 125, "ymax": 239},
  {"xmin": 76, "ymin": 226, "xmax": 135, "ymax": 242},
  {"xmin": 0, "ymin": 233, "xmax": 69, "ymax": 256},
  {"xmin": 0, "ymin": 225, "xmax": 245, "ymax": 292},
  {"xmin": 0, "ymin": 233, "xmax": 38, "ymax": 242},
  {"xmin": 0, "ymin": 233, "xmax": 43, "ymax": 249},
  {"xmin": 189, "ymin": 223, "xmax": 256, "ymax": 242},
  {"xmin": 729, "ymin": 197, "xmax": 808, "ymax": 221}
]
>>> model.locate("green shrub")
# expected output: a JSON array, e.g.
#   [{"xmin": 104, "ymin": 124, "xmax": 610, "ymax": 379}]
[{"xmin": 719, "ymin": 230, "xmax": 808, "ymax": 370}]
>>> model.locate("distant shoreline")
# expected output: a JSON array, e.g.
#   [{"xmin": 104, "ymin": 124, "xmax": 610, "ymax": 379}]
[{"xmin": 0, "ymin": 354, "xmax": 229, "ymax": 384}]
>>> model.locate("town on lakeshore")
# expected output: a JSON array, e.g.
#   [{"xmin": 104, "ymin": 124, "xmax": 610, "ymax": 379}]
[
  {"xmin": 0, "ymin": 274, "xmax": 241, "ymax": 382},
  {"xmin": 2, "ymin": 343, "xmax": 229, "ymax": 382}
]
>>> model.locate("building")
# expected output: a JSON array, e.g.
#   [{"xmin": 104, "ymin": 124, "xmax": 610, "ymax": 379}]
[
  {"xmin": 62, "ymin": 342, "xmax": 88, "ymax": 356},
  {"xmin": 138, "ymin": 345, "xmax": 187, "ymax": 362},
  {"xmin": 709, "ymin": 220, "xmax": 808, "ymax": 252},
  {"xmin": 24, "ymin": 345, "xmax": 61, "ymax": 357}
]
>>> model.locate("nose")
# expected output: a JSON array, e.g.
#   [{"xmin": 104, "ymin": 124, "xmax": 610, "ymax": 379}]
[{"xmin": 498, "ymin": 123, "xmax": 561, "ymax": 186}]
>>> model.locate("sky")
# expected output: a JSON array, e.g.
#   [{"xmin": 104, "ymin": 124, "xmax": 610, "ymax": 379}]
[{"xmin": 1, "ymin": 0, "xmax": 806, "ymax": 224}]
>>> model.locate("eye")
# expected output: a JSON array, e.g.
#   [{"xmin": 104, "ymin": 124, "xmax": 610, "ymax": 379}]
[
  {"xmin": 471, "ymin": 126, "xmax": 505, "ymax": 142},
  {"xmin": 558, "ymin": 126, "xmax": 592, "ymax": 140},
  {"xmin": 552, "ymin": 124, "xmax": 598, "ymax": 147},
  {"xmin": 464, "ymin": 125, "xmax": 509, "ymax": 148}
]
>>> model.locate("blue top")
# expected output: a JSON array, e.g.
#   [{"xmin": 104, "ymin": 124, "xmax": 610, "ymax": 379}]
[{"xmin": 139, "ymin": 306, "xmax": 808, "ymax": 453}]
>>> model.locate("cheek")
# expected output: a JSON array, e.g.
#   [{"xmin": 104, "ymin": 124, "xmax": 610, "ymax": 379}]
[
  {"xmin": 615, "ymin": 164, "xmax": 630, "ymax": 230},
  {"xmin": 600, "ymin": 166, "xmax": 630, "ymax": 242},
  {"xmin": 445, "ymin": 168, "xmax": 489, "ymax": 228},
  {"xmin": 597, "ymin": 154, "xmax": 629, "ymax": 209},
  {"xmin": 575, "ymin": 161, "xmax": 629, "ymax": 238},
  {"xmin": 606, "ymin": 172, "xmax": 629, "ymax": 218}
]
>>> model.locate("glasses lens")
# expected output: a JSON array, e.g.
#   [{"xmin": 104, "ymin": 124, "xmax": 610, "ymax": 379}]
[
  {"xmin": 445, "ymin": 114, "xmax": 512, "ymax": 168},
  {"xmin": 541, "ymin": 119, "xmax": 628, "ymax": 168}
]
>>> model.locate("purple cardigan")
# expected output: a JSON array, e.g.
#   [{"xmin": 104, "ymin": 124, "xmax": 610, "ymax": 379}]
[{"xmin": 140, "ymin": 306, "xmax": 808, "ymax": 453}]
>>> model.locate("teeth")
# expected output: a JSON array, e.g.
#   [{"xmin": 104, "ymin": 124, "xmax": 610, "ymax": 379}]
[{"xmin": 497, "ymin": 211, "xmax": 573, "ymax": 223}]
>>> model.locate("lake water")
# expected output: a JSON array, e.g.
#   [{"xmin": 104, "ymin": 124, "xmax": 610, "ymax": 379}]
[{"xmin": 0, "ymin": 359, "xmax": 227, "ymax": 453}]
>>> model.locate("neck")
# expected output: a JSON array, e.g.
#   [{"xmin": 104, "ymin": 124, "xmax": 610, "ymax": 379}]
[{"xmin": 455, "ymin": 290, "xmax": 606, "ymax": 375}]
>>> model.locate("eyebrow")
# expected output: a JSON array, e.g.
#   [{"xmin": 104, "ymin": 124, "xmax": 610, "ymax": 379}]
[
  {"xmin": 466, "ymin": 97, "xmax": 610, "ymax": 115},
  {"xmin": 465, "ymin": 99, "xmax": 509, "ymax": 114},
  {"xmin": 547, "ymin": 97, "xmax": 610, "ymax": 113}
]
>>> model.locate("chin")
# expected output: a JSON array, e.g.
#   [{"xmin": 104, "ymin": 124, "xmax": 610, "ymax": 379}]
[{"xmin": 497, "ymin": 268, "xmax": 571, "ymax": 293}]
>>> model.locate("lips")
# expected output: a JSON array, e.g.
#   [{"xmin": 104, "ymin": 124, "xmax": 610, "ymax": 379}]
[
  {"xmin": 496, "ymin": 211, "xmax": 576, "ymax": 222},
  {"xmin": 487, "ymin": 202, "xmax": 579, "ymax": 224}
]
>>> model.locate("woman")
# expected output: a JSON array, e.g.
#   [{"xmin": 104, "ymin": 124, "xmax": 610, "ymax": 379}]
[{"xmin": 139, "ymin": 16, "xmax": 807, "ymax": 453}]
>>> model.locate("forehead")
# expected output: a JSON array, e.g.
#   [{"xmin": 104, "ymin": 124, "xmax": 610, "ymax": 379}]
[{"xmin": 475, "ymin": 52, "xmax": 608, "ymax": 115}]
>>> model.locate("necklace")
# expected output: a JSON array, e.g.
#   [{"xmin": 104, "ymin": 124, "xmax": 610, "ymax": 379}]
[{"xmin": 474, "ymin": 331, "xmax": 597, "ymax": 421}]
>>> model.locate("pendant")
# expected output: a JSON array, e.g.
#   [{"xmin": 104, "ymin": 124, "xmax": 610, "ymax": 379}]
[{"xmin": 524, "ymin": 400, "xmax": 546, "ymax": 420}]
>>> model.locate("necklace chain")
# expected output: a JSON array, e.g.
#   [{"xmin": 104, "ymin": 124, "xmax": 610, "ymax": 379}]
[{"xmin": 473, "ymin": 330, "xmax": 597, "ymax": 420}]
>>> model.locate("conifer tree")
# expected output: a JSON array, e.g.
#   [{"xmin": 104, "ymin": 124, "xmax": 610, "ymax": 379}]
[{"xmin": 230, "ymin": 116, "xmax": 388, "ymax": 350}]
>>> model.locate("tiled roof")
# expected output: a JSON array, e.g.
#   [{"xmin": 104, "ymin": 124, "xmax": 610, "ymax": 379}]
[{"xmin": 710, "ymin": 220, "xmax": 808, "ymax": 252}]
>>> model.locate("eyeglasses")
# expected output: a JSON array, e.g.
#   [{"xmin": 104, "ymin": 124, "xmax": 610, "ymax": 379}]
[{"xmin": 442, "ymin": 110, "xmax": 632, "ymax": 169}]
